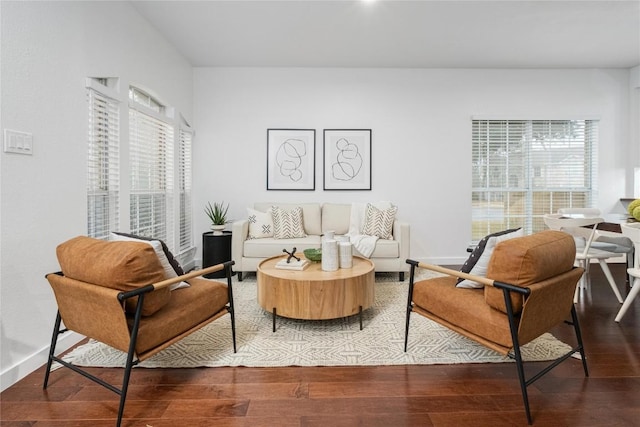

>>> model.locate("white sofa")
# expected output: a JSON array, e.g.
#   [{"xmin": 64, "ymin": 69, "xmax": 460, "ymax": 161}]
[{"xmin": 231, "ymin": 202, "xmax": 410, "ymax": 281}]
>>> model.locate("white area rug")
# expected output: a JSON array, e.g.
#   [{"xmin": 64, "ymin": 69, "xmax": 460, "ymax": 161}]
[{"xmin": 60, "ymin": 272, "xmax": 573, "ymax": 368}]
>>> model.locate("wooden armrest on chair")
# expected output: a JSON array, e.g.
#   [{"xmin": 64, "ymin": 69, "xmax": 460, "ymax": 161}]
[
  {"xmin": 406, "ymin": 259, "xmax": 531, "ymax": 296},
  {"xmin": 406, "ymin": 259, "xmax": 494, "ymax": 287},
  {"xmin": 117, "ymin": 260, "xmax": 235, "ymax": 301}
]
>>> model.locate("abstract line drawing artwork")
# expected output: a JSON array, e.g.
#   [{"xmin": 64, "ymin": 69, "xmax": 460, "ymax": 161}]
[
  {"xmin": 267, "ymin": 129, "xmax": 315, "ymax": 190},
  {"xmin": 276, "ymin": 138, "xmax": 307, "ymax": 182},
  {"xmin": 323, "ymin": 129, "xmax": 371, "ymax": 190},
  {"xmin": 331, "ymin": 137, "xmax": 363, "ymax": 182}
]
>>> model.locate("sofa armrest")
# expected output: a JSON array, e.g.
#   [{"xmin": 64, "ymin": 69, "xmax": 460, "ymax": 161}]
[
  {"xmin": 394, "ymin": 220, "xmax": 410, "ymax": 265},
  {"xmin": 231, "ymin": 219, "xmax": 249, "ymax": 264}
]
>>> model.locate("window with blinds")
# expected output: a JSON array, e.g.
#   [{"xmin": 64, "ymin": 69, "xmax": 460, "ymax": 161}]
[
  {"xmin": 129, "ymin": 88, "xmax": 175, "ymax": 251},
  {"xmin": 178, "ymin": 126, "xmax": 193, "ymax": 254},
  {"xmin": 471, "ymin": 119, "xmax": 598, "ymax": 241},
  {"xmin": 87, "ymin": 84, "xmax": 119, "ymax": 240}
]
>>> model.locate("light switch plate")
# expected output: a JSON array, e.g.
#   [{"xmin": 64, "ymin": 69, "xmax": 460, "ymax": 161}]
[{"xmin": 4, "ymin": 129, "xmax": 33, "ymax": 155}]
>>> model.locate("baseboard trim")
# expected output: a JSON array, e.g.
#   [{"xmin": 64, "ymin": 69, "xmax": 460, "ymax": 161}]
[{"xmin": 0, "ymin": 331, "xmax": 84, "ymax": 392}]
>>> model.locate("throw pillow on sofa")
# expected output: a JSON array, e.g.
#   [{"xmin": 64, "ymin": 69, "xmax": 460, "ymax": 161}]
[
  {"xmin": 272, "ymin": 206, "xmax": 307, "ymax": 239},
  {"xmin": 361, "ymin": 203, "xmax": 397, "ymax": 239},
  {"xmin": 247, "ymin": 207, "xmax": 273, "ymax": 239}
]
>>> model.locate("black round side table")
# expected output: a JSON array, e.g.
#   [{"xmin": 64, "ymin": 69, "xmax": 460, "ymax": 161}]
[{"xmin": 202, "ymin": 231, "xmax": 234, "ymax": 278}]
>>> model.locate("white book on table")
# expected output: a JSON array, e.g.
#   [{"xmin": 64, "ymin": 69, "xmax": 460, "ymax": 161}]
[{"xmin": 275, "ymin": 258, "xmax": 310, "ymax": 270}]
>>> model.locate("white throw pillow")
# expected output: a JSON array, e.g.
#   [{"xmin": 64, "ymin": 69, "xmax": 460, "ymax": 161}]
[
  {"xmin": 361, "ymin": 203, "xmax": 397, "ymax": 239},
  {"xmin": 456, "ymin": 228, "xmax": 524, "ymax": 289},
  {"xmin": 110, "ymin": 233, "xmax": 189, "ymax": 290},
  {"xmin": 271, "ymin": 206, "xmax": 307, "ymax": 239},
  {"xmin": 247, "ymin": 208, "xmax": 273, "ymax": 239}
]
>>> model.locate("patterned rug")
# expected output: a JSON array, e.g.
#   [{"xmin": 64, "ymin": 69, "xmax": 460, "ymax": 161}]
[{"xmin": 60, "ymin": 271, "xmax": 573, "ymax": 368}]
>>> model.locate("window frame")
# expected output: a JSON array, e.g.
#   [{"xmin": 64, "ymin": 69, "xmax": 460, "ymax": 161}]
[
  {"xmin": 128, "ymin": 88, "xmax": 176, "ymax": 251},
  {"xmin": 86, "ymin": 78, "xmax": 120, "ymax": 240},
  {"xmin": 471, "ymin": 118, "xmax": 599, "ymax": 241}
]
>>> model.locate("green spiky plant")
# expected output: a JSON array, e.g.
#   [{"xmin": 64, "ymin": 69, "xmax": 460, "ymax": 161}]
[{"xmin": 205, "ymin": 201, "xmax": 230, "ymax": 226}]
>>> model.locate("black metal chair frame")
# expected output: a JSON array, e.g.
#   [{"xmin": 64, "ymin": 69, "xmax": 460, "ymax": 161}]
[
  {"xmin": 404, "ymin": 259, "xmax": 589, "ymax": 425},
  {"xmin": 43, "ymin": 261, "xmax": 237, "ymax": 427}
]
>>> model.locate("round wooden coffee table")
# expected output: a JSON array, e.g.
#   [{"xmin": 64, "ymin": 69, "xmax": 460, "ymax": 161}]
[{"xmin": 257, "ymin": 254, "xmax": 375, "ymax": 331}]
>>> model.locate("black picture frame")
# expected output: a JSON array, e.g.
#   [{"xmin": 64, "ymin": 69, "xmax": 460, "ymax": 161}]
[
  {"xmin": 266, "ymin": 129, "xmax": 315, "ymax": 191},
  {"xmin": 323, "ymin": 129, "xmax": 372, "ymax": 190}
]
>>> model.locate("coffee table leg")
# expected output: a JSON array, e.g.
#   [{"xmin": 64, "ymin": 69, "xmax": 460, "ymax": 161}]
[
  {"xmin": 359, "ymin": 305, "xmax": 363, "ymax": 330},
  {"xmin": 272, "ymin": 307, "xmax": 277, "ymax": 333}
]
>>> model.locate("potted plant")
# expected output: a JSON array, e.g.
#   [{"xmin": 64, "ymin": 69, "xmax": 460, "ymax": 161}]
[{"xmin": 205, "ymin": 201, "xmax": 230, "ymax": 235}]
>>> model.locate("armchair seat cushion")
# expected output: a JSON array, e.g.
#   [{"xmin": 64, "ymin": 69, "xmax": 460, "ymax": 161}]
[
  {"xmin": 412, "ymin": 276, "xmax": 513, "ymax": 349},
  {"xmin": 131, "ymin": 277, "xmax": 229, "ymax": 355}
]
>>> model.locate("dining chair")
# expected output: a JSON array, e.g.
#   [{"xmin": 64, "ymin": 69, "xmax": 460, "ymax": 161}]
[
  {"xmin": 615, "ymin": 222, "xmax": 640, "ymax": 322},
  {"xmin": 543, "ymin": 214, "xmax": 625, "ymax": 304},
  {"xmin": 557, "ymin": 208, "xmax": 634, "ymax": 283}
]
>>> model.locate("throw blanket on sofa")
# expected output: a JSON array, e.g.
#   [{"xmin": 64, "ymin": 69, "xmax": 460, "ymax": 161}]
[{"xmin": 347, "ymin": 201, "xmax": 392, "ymax": 258}]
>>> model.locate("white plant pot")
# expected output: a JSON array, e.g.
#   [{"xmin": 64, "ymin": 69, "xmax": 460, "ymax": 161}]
[{"xmin": 211, "ymin": 225, "xmax": 225, "ymax": 235}]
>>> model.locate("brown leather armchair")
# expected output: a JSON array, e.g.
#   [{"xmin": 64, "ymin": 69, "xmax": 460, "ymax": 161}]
[
  {"xmin": 405, "ymin": 230, "xmax": 587, "ymax": 425},
  {"xmin": 43, "ymin": 236, "xmax": 237, "ymax": 427}
]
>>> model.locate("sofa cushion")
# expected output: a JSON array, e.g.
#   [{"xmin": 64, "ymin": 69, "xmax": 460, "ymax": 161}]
[
  {"xmin": 411, "ymin": 276, "xmax": 513, "ymax": 349},
  {"xmin": 321, "ymin": 203, "xmax": 351, "ymax": 235},
  {"xmin": 254, "ymin": 203, "xmax": 322, "ymax": 236},
  {"xmin": 272, "ymin": 206, "xmax": 307, "ymax": 239},
  {"xmin": 484, "ymin": 230, "xmax": 576, "ymax": 314},
  {"xmin": 244, "ymin": 236, "xmax": 322, "ymax": 258},
  {"xmin": 56, "ymin": 236, "xmax": 170, "ymax": 316},
  {"xmin": 247, "ymin": 207, "xmax": 274, "ymax": 239},
  {"xmin": 457, "ymin": 228, "xmax": 523, "ymax": 288},
  {"xmin": 361, "ymin": 203, "xmax": 397, "ymax": 239}
]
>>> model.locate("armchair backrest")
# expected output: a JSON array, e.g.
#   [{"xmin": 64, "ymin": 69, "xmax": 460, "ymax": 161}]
[
  {"xmin": 55, "ymin": 236, "xmax": 169, "ymax": 316},
  {"xmin": 484, "ymin": 230, "xmax": 577, "ymax": 314},
  {"xmin": 483, "ymin": 230, "xmax": 583, "ymax": 346},
  {"xmin": 47, "ymin": 273, "xmax": 133, "ymax": 353},
  {"xmin": 47, "ymin": 236, "xmax": 174, "ymax": 354}
]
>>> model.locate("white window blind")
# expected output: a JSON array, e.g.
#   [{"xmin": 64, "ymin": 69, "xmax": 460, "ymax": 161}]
[
  {"xmin": 129, "ymin": 91, "xmax": 175, "ymax": 251},
  {"xmin": 87, "ymin": 86, "xmax": 120, "ymax": 240},
  {"xmin": 178, "ymin": 127, "xmax": 193, "ymax": 254},
  {"xmin": 471, "ymin": 119, "xmax": 598, "ymax": 241}
]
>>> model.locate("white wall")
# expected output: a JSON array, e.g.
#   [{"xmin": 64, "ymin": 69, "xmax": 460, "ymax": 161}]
[
  {"xmin": 630, "ymin": 66, "xmax": 640, "ymax": 197},
  {"xmin": 193, "ymin": 67, "xmax": 631, "ymax": 264},
  {"xmin": 0, "ymin": 1, "xmax": 193, "ymax": 390}
]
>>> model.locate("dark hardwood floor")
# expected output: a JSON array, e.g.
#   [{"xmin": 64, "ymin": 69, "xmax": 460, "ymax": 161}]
[{"xmin": 2, "ymin": 264, "xmax": 639, "ymax": 426}]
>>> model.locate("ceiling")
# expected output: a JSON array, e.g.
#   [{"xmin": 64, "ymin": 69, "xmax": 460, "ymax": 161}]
[{"xmin": 131, "ymin": 0, "xmax": 640, "ymax": 69}]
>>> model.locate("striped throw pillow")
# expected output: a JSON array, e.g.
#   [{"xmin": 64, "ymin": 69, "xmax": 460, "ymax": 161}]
[
  {"xmin": 272, "ymin": 206, "xmax": 307, "ymax": 239},
  {"xmin": 361, "ymin": 203, "xmax": 397, "ymax": 239}
]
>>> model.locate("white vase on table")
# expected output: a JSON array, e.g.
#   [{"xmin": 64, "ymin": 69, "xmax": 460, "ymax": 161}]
[{"xmin": 321, "ymin": 239, "xmax": 339, "ymax": 271}]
